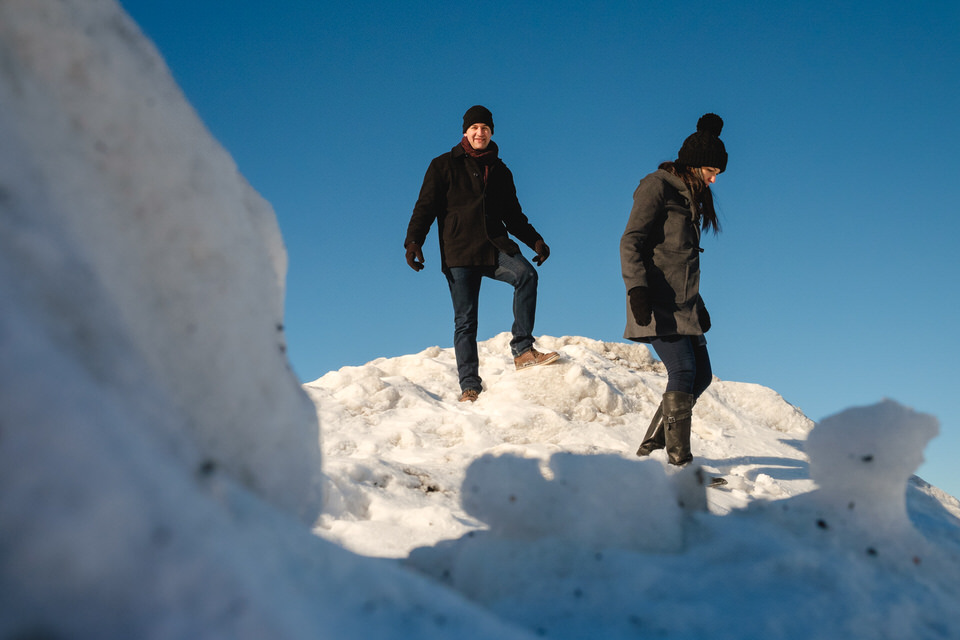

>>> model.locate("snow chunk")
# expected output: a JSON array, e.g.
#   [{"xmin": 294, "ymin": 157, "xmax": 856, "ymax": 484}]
[
  {"xmin": 740, "ymin": 399, "xmax": 948, "ymax": 569},
  {"xmin": 806, "ymin": 399, "xmax": 938, "ymax": 534}
]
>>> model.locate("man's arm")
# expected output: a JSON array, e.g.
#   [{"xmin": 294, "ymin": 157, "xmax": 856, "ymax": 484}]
[
  {"xmin": 405, "ymin": 157, "xmax": 445, "ymax": 248},
  {"xmin": 404, "ymin": 157, "xmax": 446, "ymax": 271},
  {"xmin": 495, "ymin": 164, "xmax": 544, "ymax": 251}
]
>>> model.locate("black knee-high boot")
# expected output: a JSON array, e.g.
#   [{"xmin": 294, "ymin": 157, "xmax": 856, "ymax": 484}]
[
  {"xmin": 662, "ymin": 391, "xmax": 694, "ymax": 466},
  {"xmin": 636, "ymin": 403, "xmax": 664, "ymax": 456}
]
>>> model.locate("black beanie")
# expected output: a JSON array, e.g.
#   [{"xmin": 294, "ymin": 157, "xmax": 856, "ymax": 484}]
[
  {"xmin": 462, "ymin": 105, "xmax": 494, "ymax": 133},
  {"xmin": 676, "ymin": 113, "xmax": 728, "ymax": 172}
]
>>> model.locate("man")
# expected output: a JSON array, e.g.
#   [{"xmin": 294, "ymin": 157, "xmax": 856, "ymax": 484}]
[{"xmin": 405, "ymin": 105, "xmax": 558, "ymax": 403}]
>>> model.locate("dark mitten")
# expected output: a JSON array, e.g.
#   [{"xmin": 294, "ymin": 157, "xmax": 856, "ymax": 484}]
[
  {"xmin": 533, "ymin": 239, "xmax": 550, "ymax": 266},
  {"xmin": 696, "ymin": 296, "xmax": 711, "ymax": 332},
  {"xmin": 405, "ymin": 242, "xmax": 425, "ymax": 272},
  {"xmin": 629, "ymin": 286, "xmax": 652, "ymax": 326}
]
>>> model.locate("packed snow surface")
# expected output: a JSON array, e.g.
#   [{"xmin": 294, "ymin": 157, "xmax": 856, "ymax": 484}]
[
  {"xmin": 2, "ymin": 1, "xmax": 959, "ymax": 639},
  {"xmin": 308, "ymin": 334, "xmax": 960, "ymax": 639}
]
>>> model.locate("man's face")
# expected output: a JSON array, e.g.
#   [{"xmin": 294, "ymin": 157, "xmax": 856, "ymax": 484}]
[{"xmin": 464, "ymin": 123, "xmax": 492, "ymax": 150}]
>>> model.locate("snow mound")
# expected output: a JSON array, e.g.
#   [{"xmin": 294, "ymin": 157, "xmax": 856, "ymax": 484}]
[
  {"xmin": 309, "ymin": 333, "xmax": 818, "ymax": 556},
  {"xmin": 315, "ymin": 335, "xmax": 960, "ymax": 639}
]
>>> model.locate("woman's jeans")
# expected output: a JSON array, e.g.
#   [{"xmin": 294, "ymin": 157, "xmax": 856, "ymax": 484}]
[
  {"xmin": 650, "ymin": 335, "xmax": 712, "ymax": 399},
  {"xmin": 445, "ymin": 251, "xmax": 538, "ymax": 391}
]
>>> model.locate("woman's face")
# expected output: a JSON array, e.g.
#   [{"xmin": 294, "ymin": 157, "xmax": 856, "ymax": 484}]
[{"xmin": 700, "ymin": 167, "xmax": 721, "ymax": 185}]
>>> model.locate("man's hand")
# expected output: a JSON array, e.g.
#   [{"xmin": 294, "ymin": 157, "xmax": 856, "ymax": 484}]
[
  {"xmin": 628, "ymin": 286, "xmax": 652, "ymax": 326},
  {"xmin": 533, "ymin": 239, "xmax": 550, "ymax": 266},
  {"xmin": 405, "ymin": 242, "xmax": 425, "ymax": 272}
]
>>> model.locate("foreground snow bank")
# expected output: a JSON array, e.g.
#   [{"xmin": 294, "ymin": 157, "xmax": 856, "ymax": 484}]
[
  {"xmin": 0, "ymin": 2, "xmax": 529, "ymax": 638},
  {"xmin": 0, "ymin": 0, "xmax": 320, "ymax": 519}
]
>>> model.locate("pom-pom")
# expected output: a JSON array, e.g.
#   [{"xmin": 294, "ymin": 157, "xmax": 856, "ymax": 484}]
[{"xmin": 696, "ymin": 113, "xmax": 723, "ymax": 137}]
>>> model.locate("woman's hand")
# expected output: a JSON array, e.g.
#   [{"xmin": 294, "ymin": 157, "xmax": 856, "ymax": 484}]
[{"xmin": 629, "ymin": 286, "xmax": 652, "ymax": 326}]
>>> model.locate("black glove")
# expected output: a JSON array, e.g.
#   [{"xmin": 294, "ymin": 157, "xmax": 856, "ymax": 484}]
[
  {"xmin": 629, "ymin": 286, "xmax": 652, "ymax": 326},
  {"xmin": 533, "ymin": 239, "xmax": 550, "ymax": 266},
  {"xmin": 405, "ymin": 242, "xmax": 424, "ymax": 272},
  {"xmin": 699, "ymin": 305, "xmax": 711, "ymax": 332}
]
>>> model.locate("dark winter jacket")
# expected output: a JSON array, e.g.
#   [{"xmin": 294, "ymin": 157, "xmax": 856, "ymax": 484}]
[
  {"xmin": 405, "ymin": 142, "xmax": 543, "ymax": 270},
  {"xmin": 620, "ymin": 169, "xmax": 710, "ymax": 341}
]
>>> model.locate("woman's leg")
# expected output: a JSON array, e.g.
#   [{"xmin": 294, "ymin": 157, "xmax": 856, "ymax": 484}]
[
  {"xmin": 650, "ymin": 336, "xmax": 696, "ymax": 393},
  {"xmin": 650, "ymin": 335, "xmax": 712, "ymax": 399},
  {"xmin": 636, "ymin": 403, "xmax": 665, "ymax": 456},
  {"xmin": 648, "ymin": 336, "xmax": 710, "ymax": 465},
  {"xmin": 690, "ymin": 335, "xmax": 713, "ymax": 399}
]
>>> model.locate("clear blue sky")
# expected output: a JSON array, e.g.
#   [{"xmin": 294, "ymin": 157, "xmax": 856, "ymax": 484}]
[{"xmin": 119, "ymin": 1, "xmax": 960, "ymax": 498}]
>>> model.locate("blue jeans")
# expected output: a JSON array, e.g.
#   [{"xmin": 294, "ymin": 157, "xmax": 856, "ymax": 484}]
[
  {"xmin": 650, "ymin": 335, "xmax": 712, "ymax": 399},
  {"xmin": 445, "ymin": 252, "xmax": 538, "ymax": 391}
]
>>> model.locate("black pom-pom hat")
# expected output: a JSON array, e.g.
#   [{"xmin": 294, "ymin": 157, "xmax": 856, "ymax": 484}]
[{"xmin": 676, "ymin": 113, "xmax": 728, "ymax": 172}]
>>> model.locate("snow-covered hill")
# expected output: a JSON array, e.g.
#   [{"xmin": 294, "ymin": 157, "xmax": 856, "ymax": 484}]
[
  {"xmin": 307, "ymin": 333, "xmax": 960, "ymax": 638},
  {"xmin": 3, "ymin": 2, "xmax": 960, "ymax": 639},
  {"xmin": 307, "ymin": 333, "xmax": 819, "ymax": 556}
]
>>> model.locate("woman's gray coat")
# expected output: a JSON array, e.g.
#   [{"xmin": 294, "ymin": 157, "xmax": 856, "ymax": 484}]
[{"xmin": 620, "ymin": 169, "xmax": 709, "ymax": 341}]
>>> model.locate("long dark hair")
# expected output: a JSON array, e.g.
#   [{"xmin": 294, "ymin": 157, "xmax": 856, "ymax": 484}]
[{"xmin": 659, "ymin": 161, "xmax": 721, "ymax": 234}]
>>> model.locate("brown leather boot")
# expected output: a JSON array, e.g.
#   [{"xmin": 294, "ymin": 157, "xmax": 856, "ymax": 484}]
[
  {"xmin": 514, "ymin": 347, "xmax": 559, "ymax": 370},
  {"xmin": 459, "ymin": 389, "xmax": 480, "ymax": 402},
  {"xmin": 662, "ymin": 391, "xmax": 694, "ymax": 466}
]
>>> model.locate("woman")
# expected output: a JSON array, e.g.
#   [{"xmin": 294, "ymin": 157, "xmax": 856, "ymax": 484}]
[{"xmin": 620, "ymin": 113, "xmax": 728, "ymax": 466}]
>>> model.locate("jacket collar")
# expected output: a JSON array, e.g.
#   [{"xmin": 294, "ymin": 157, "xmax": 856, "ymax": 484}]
[
  {"xmin": 654, "ymin": 168, "xmax": 691, "ymax": 197},
  {"xmin": 654, "ymin": 169, "xmax": 700, "ymax": 222}
]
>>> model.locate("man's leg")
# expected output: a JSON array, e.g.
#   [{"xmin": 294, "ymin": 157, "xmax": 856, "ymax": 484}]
[
  {"xmin": 445, "ymin": 267, "xmax": 483, "ymax": 393},
  {"xmin": 493, "ymin": 251, "xmax": 558, "ymax": 369},
  {"xmin": 492, "ymin": 251, "xmax": 539, "ymax": 357}
]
